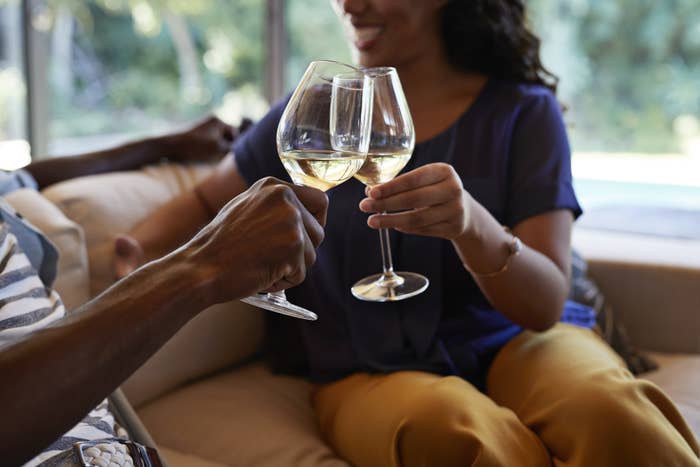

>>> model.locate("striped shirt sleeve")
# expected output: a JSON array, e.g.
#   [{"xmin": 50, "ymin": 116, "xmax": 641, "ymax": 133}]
[
  {"xmin": 0, "ymin": 223, "xmax": 120, "ymax": 466},
  {"xmin": 0, "ymin": 224, "xmax": 65, "ymax": 347}
]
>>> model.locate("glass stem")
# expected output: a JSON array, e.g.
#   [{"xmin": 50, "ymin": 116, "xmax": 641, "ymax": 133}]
[
  {"xmin": 377, "ymin": 214, "xmax": 404, "ymax": 287},
  {"xmin": 267, "ymin": 290, "xmax": 287, "ymax": 302}
]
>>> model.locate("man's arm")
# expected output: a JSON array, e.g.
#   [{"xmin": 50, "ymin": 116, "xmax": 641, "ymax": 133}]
[
  {"xmin": 24, "ymin": 116, "xmax": 240, "ymax": 189},
  {"xmin": 0, "ymin": 177, "xmax": 327, "ymax": 465}
]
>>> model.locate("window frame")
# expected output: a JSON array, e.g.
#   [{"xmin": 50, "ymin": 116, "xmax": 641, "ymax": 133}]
[{"xmin": 19, "ymin": 0, "xmax": 287, "ymax": 160}]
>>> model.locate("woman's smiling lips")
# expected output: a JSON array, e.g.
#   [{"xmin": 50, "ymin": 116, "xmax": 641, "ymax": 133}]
[{"xmin": 348, "ymin": 24, "xmax": 384, "ymax": 50}]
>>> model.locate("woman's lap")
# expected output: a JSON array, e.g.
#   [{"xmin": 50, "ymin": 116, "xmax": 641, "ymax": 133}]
[
  {"xmin": 313, "ymin": 324, "xmax": 700, "ymax": 467},
  {"xmin": 488, "ymin": 323, "xmax": 700, "ymax": 466},
  {"xmin": 313, "ymin": 370, "xmax": 549, "ymax": 467}
]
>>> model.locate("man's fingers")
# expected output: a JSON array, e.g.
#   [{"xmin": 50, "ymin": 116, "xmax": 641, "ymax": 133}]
[
  {"xmin": 239, "ymin": 118, "xmax": 254, "ymax": 134},
  {"xmin": 268, "ymin": 229, "xmax": 310, "ymax": 291},
  {"xmin": 289, "ymin": 184, "xmax": 329, "ymax": 227},
  {"xmin": 221, "ymin": 123, "xmax": 235, "ymax": 143},
  {"xmin": 286, "ymin": 190, "xmax": 325, "ymax": 248},
  {"xmin": 217, "ymin": 137, "xmax": 234, "ymax": 155}
]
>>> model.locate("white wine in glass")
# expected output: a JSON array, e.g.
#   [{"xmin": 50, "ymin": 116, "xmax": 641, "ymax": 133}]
[
  {"xmin": 352, "ymin": 149, "xmax": 413, "ymax": 186},
  {"xmin": 280, "ymin": 149, "xmax": 367, "ymax": 192},
  {"xmin": 242, "ymin": 60, "xmax": 373, "ymax": 320},
  {"xmin": 351, "ymin": 67, "xmax": 429, "ymax": 302}
]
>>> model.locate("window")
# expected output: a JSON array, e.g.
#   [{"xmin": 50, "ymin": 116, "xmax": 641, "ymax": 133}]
[
  {"xmin": 5, "ymin": 0, "xmax": 698, "ymax": 237},
  {"xmin": 529, "ymin": 0, "xmax": 700, "ymax": 236},
  {"xmin": 0, "ymin": 0, "xmax": 30, "ymax": 170},
  {"xmin": 33, "ymin": 0, "xmax": 268, "ymax": 155},
  {"xmin": 285, "ymin": 0, "xmax": 351, "ymax": 91}
]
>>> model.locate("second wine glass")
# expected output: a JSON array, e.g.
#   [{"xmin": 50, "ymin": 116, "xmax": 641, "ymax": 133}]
[
  {"xmin": 351, "ymin": 67, "xmax": 429, "ymax": 302},
  {"xmin": 243, "ymin": 60, "xmax": 373, "ymax": 319}
]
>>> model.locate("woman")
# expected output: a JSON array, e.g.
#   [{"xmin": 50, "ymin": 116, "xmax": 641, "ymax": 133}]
[{"xmin": 116, "ymin": 1, "xmax": 700, "ymax": 465}]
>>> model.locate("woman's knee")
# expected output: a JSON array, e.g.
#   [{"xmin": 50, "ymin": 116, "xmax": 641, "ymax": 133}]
[
  {"xmin": 549, "ymin": 375, "xmax": 699, "ymax": 464},
  {"xmin": 398, "ymin": 377, "xmax": 548, "ymax": 467}
]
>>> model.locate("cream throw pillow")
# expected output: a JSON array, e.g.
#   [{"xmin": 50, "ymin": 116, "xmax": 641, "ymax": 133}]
[{"xmin": 3, "ymin": 187, "xmax": 90, "ymax": 312}]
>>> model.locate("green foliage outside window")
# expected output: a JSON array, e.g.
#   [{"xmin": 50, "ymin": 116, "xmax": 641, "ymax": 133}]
[
  {"xmin": 45, "ymin": 0, "xmax": 265, "ymax": 139},
  {"xmin": 2, "ymin": 0, "xmax": 698, "ymax": 155},
  {"xmin": 530, "ymin": 0, "xmax": 700, "ymax": 153}
]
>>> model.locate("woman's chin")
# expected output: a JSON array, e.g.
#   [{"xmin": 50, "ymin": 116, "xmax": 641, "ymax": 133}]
[{"xmin": 355, "ymin": 53, "xmax": 391, "ymax": 69}]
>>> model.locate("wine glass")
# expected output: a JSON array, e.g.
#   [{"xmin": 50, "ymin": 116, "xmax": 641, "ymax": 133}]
[
  {"xmin": 351, "ymin": 67, "xmax": 429, "ymax": 302},
  {"xmin": 242, "ymin": 60, "xmax": 373, "ymax": 320}
]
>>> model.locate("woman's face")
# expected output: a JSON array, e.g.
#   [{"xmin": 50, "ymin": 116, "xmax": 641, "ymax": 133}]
[{"xmin": 331, "ymin": 0, "xmax": 445, "ymax": 68}]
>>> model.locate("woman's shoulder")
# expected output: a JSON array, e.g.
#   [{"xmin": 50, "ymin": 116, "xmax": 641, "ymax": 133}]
[
  {"xmin": 475, "ymin": 79, "xmax": 562, "ymax": 130},
  {"xmin": 487, "ymin": 79, "xmax": 558, "ymax": 109}
]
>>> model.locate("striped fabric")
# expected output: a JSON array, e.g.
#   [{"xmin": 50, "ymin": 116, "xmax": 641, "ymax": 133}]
[
  {"xmin": 0, "ymin": 225, "xmax": 65, "ymax": 346},
  {"xmin": 0, "ymin": 222, "xmax": 119, "ymax": 466}
]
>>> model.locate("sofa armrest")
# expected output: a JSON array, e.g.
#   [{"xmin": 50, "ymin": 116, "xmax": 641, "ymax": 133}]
[
  {"xmin": 573, "ymin": 228, "xmax": 700, "ymax": 354},
  {"xmin": 42, "ymin": 163, "xmax": 265, "ymax": 406}
]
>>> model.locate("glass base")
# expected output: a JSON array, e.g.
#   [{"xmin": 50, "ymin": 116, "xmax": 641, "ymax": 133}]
[
  {"xmin": 241, "ymin": 293, "xmax": 317, "ymax": 321},
  {"xmin": 351, "ymin": 271, "xmax": 429, "ymax": 302}
]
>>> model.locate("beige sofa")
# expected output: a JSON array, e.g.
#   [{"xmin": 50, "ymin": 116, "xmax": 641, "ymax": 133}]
[{"xmin": 8, "ymin": 163, "xmax": 699, "ymax": 466}]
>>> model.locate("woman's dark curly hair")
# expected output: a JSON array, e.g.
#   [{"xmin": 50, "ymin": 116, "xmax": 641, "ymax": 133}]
[{"xmin": 441, "ymin": 0, "xmax": 558, "ymax": 94}]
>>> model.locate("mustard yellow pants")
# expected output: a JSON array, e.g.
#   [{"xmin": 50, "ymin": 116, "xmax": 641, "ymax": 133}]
[{"xmin": 314, "ymin": 324, "xmax": 700, "ymax": 467}]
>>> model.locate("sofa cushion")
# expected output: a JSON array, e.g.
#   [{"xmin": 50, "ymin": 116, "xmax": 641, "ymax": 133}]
[
  {"xmin": 139, "ymin": 357, "xmax": 699, "ymax": 466},
  {"xmin": 3, "ymin": 188, "xmax": 89, "ymax": 311},
  {"xmin": 643, "ymin": 352, "xmax": 700, "ymax": 439},
  {"xmin": 158, "ymin": 446, "xmax": 229, "ymax": 467},
  {"xmin": 573, "ymin": 228, "xmax": 700, "ymax": 354},
  {"xmin": 121, "ymin": 303, "xmax": 264, "ymax": 407},
  {"xmin": 569, "ymin": 249, "xmax": 657, "ymax": 374},
  {"xmin": 137, "ymin": 362, "xmax": 350, "ymax": 467}
]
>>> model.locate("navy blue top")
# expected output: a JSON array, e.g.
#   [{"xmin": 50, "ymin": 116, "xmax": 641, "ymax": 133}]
[{"xmin": 233, "ymin": 79, "xmax": 593, "ymax": 387}]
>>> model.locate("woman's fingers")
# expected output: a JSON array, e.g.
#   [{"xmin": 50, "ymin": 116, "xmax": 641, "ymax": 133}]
[
  {"xmin": 113, "ymin": 234, "xmax": 144, "ymax": 279},
  {"xmin": 360, "ymin": 162, "xmax": 471, "ymax": 240},
  {"xmin": 360, "ymin": 180, "xmax": 461, "ymax": 213},
  {"xmin": 367, "ymin": 197, "xmax": 468, "ymax": 239},
  {"xmin": 361, "ymin": 163, "xmax": 462, "ymax": 213},
  {"xmin": 366, "ymin": 163, "xmax": 457, "ymax": 199}
]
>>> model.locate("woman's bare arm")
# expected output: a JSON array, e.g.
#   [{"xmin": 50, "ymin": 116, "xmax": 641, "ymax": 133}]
[
  {"xmin": 114, "ymin": 156, "xmax": 249, "ymax": 277},
  {"xmin": 360, "ymin": 163, "xmax": 571, "ymax": 332}
]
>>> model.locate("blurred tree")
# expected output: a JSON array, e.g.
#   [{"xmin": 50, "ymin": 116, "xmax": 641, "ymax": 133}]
[
  {"xmin": 9, "ymin": 0, "xmax": 695, "ymax": 154},
  {"xmin": 530, "ymin": 0, "xmax": 700, "ymax": 152}
]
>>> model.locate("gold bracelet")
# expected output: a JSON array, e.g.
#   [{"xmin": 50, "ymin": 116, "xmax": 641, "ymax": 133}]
[{"xmin": 467, "ymin": 227, "xmax": 522, "ymax": 278}]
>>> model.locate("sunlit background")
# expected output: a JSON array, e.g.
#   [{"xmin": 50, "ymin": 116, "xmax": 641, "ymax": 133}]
[{"xmin": 1, "ymin": 0, "xmax": 699, "ymax": 232}]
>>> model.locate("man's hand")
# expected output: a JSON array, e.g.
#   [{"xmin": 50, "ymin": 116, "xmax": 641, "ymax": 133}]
[
  {"xmin": 172, "ymin": 177, "xmax": 327, "ymax": 303},
  {"xmin": 165, "ymin": 115, "xmax": 253, "ymax": 163}
]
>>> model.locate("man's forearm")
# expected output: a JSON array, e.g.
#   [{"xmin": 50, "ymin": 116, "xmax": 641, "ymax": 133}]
[
  {"xmin": 0, "ymin": 248, "xmax": 208, "ymax": 465},
  {"xmin": 24, "ymin": 135, "xmax": 173, "ymax": 189}
]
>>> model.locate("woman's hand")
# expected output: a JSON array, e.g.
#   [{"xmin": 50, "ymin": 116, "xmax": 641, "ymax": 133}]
[
  {"xmin": 359, "ymin": 163, "xmax": 472, "ymax": 240},
  {"xmin": 113, "ymin": 235, "xmax": 145, "ymax": 280}
]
